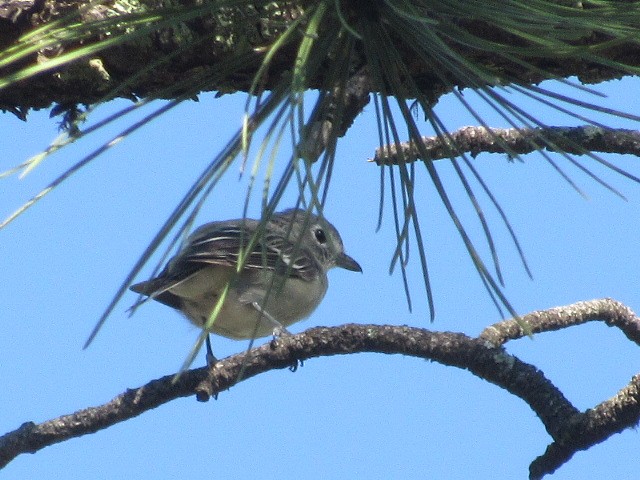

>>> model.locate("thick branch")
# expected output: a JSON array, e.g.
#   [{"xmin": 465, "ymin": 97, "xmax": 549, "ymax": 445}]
[
  {"xmin": 372, "ymin": 126, "xmax": 640, "ymax": 165},
  {"xmin": 2, "ymin": 1, "xmax": 640, "ymax": 113},
  {"xmin": 0, "ymin": 324, "xmax": 569, "ymax": 469},
  {"xmin": 1, "ymin": 299, "xmax": 639, "ymax": 480}
]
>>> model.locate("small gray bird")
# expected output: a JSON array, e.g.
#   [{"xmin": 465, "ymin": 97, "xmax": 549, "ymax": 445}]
[{"xmin": 130, "ymin": 208, "xmax": 361, "ymax": 359}]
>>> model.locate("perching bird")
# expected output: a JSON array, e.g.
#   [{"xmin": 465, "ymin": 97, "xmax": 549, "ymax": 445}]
[{"xmin": 130, "ymin": 208, "xmax": 362, "ymax": 361}]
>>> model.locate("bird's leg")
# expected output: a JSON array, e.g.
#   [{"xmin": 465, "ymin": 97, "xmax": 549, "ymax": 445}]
[
  {"xmin": 205, "ymin": 334, "xmax": 218, "ymax": 367},
  {"xmin": 250, "ymin": 301, "xmax": 292, "ymax": 338},
  {"xmin": 250, "ymin": 301, "xmax": 301, "ymax": 371}
]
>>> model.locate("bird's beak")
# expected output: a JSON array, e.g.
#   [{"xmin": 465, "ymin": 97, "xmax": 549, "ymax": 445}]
[{"xmin": 336, "ymin": 253, "xmax": 362, "ymax": 272}]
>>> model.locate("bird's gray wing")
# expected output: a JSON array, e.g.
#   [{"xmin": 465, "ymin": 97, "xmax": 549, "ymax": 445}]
[
  {"xmin": 185, "ymin": 223, "xmax": 318, "ymax": 281},
  {"xmin": 184, "ymin": 224, "xmax": 279, "ymax": 270},
  {"xmin": 130, "ymin": 220, "xmax": 318, "ymax": 305},
  {"xmin": 129, "ymin": 223, "xmax": 260, "ymax": 304},
  {"xmin": 129, "ymin": 264, "xmax": 206, "ymax": 309},
  {"xmin": 266, "ymin": 232, "xmax": 319, "ymax": 281}
]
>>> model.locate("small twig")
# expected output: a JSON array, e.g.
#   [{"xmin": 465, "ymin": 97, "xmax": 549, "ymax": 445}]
[
  {"xmin": 371, "ymin": 126, "xmax": 640, "ymax": 165},
  {"xmin": 480, "ymin": 298, "xmax": 640, "ymax": 347}
]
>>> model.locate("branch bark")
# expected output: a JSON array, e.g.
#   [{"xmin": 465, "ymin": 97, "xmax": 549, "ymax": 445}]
[
  {"xmin": 2, "ymin": 1, "xmax": 640, "ymax": 113},
  {"xmin": 1, "ymin": 298, "xmax": 638, "ymax": 479},
  {"xmin": 372, "ymin": 126, "xmax": 640, "ymax": 165}
]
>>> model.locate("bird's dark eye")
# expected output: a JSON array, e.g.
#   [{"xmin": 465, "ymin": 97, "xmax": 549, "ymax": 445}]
[{"xmin": 314, "ymin": 227, "xmax": 327, "ymax": 244}]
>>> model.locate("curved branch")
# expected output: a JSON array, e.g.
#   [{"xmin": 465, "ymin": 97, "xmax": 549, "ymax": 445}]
[
  {"xmin": 530, "ymin": 373, "xmax": 640, "ymax": 480},
  {"xmin": 480, "ymin": 298, "xmax": 640, "ymax": 347},
  {"xmin": 481, "ymin": 298, "xmax": 640, "ymax": 479},
  {"xmin": 0, "ymin": 324, "xmax": 571, "ymax": 468},
  {"xmin": 372, "ymin": 126, "xmax": 640, "ymax": 165},
  {"xmin": 1, "ymin": 299, "xmax": 639, "ymax": 480}
]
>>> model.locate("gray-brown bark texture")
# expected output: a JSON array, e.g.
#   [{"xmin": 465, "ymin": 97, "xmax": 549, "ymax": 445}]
[{"xmin": 1, "ymin": 0, "xmax": 640, "ymax": 116}]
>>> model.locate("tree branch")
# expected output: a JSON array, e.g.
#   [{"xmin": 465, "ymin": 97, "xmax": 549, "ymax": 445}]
[
  {"xmin": 1, "ymin": 299, "xmax": 639, "ymax": 479},
  {"xmin": 2, "ymin": 1, "xmax": 640, "ymax": 113},
  {"xmin": 371, "ymin": 126, "xmax": 640, "ymax": 165},
  {"xmin": 481, "ymin": 298, "xmax": 640, "ymax": 479},
  {"xmin": 297, "ymin": 67, "xmax": 371, "ymax": 162},
  {"xmin": 530, "ymin": 373, "xmax": 640, "ymax": 480},
  {"xmin": 480, "ymin": 298, "xmax": 640, "ymax": 347}
]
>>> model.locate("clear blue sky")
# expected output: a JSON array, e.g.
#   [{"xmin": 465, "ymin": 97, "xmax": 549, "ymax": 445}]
[{"xmin": 2, "ymin": 77, "xmax": 640, "ymax": 479}]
